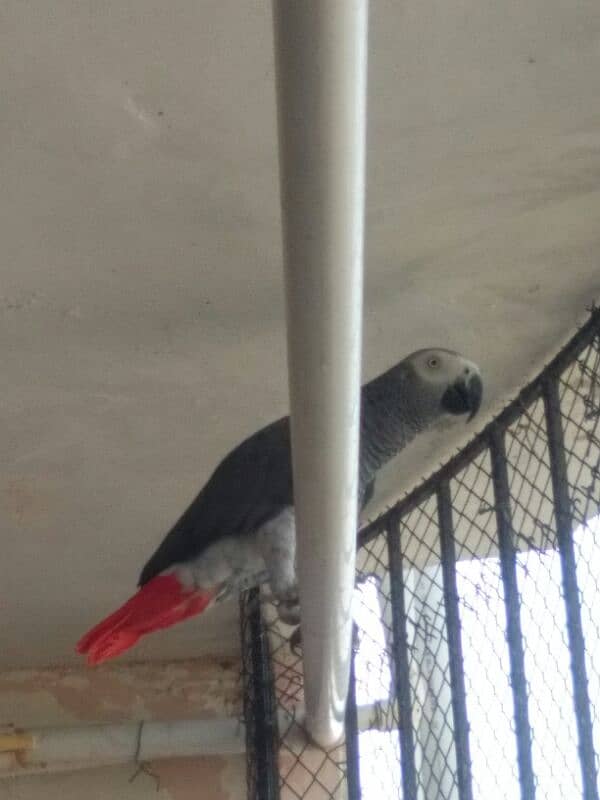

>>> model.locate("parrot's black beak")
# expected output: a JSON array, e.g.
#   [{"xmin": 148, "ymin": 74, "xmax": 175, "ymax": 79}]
[{"xmin": 441, "ymin": 373, "xmax": 483, "ymax": 422}]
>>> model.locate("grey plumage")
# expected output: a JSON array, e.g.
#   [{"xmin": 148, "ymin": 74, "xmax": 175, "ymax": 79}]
[
  {"xmin": 75, "ymin": 347, "xmax": 483, "ymax": 665},
  {"xmin": 139, "ymin": 348, "xmax": 482, "ymax": 593}
]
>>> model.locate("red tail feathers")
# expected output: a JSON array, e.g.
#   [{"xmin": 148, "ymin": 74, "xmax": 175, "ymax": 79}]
[{"xmin": 76, "ymin": 574, "xmax": 215, "ymax": 666}]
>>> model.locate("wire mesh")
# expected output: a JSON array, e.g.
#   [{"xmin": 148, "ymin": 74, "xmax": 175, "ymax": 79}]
[
  {"xmin": 241, "ymin": 588, "xmax": 280, "ymax": 800},
  {"xmin": 242, "ymin": 307, "xmax": 600, "ymax": 800}
]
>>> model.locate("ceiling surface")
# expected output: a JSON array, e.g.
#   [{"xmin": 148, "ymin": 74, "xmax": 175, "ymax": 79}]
[{"xmin": 1, "ymin": 0, "xmax": 599, "ymax": 668}]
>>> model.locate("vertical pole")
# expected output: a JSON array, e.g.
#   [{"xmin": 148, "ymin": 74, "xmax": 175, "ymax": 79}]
[
  {"xmin": 437, "ymin": 481, "xmax": 474, "ymax": 800},
  {"xmin": 242, "ymin": 590, "xmax": 280, "ymax": 800},
  {"xmin": 272, "ymin": 0, "xmax": 369, "ymax": 748},
  {"xmin": 489, "ymin": 428, "xmax": 536, "ymax": 800},
  {"xmin": 543, "ymin": 377, "xmax": 599, "ymax": 800},
  {"xmin": 345, "ymin": 641, "xmax": 362, "ymax": 799},
  {"xmin": 387, "ymin": 515, "xmax": 418, "ymax": 800}
]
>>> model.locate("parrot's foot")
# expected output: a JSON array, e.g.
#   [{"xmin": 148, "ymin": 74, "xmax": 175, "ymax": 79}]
[
  {"xmin": 276, "ymin": 587, "xmax": 301, "ymax": 626},
  {"xmin": 289, "ymin": 625, "xmax": 302, "ymax": 655},
  {"xmin": 278, "ymin": 603, "xmax": 301, "ymax": 626}
]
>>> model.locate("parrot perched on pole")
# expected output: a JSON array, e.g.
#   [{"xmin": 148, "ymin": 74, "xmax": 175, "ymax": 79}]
[{"xmin": 77, "ymin": 348, "xmax": 482, "ymax": 665}]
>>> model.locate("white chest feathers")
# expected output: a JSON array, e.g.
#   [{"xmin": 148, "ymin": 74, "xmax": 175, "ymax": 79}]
[{"xmin": 172, "ymin": 506, "xmax": 297, "ymax": 604}]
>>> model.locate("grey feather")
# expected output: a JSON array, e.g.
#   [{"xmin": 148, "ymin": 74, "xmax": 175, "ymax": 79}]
[{"xmin": 139, "ymin": 348, "xmax": 482, "ymax": 586}]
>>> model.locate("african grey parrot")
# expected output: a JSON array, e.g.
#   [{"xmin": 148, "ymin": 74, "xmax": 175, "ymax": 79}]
[{"xmin": 77, "ymin": 348, "xmax": 482, "ymax": 664}]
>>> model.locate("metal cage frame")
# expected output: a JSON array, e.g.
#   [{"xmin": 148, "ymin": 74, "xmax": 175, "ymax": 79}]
[{"xmin": 242, "ymin": 305, "xmax": 600, "ymax": 800}]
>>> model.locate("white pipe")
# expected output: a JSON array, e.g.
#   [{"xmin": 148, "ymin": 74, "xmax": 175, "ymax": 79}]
[
  {"xmin": 272, "ymin": 0, "xmax": 368, "ymax": 748},
  {"xmin": 0, "ymin": 718, "xmax": 244, "ymax": 779},
  {"xmin": 0, "ymin": 698, "xmax": 394, "ymax": 781},
  {"xmin": 277, "ymin": 700, "xmax": 397, "ymax": 739}
]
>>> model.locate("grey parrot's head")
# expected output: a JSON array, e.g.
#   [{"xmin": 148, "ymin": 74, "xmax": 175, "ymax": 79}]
[{"xmin": 402, "ymin": 348, "xmax": 483, "ymax": 424}]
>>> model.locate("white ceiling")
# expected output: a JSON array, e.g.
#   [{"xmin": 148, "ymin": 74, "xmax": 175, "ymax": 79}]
[{"xmin": 1, "ymin": 0, "xmax": 599, "ymax": 669}]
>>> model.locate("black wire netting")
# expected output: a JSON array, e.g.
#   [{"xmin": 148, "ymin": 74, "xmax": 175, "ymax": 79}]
[{"xmin": 242, "ymin": 307, "xmax": 600, "ymax": 800}]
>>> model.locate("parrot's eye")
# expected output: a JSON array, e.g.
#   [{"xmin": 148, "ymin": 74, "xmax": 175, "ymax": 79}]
[{"xmin": 427, "ymin": 357, "xmax": 440, "ymax": 369}]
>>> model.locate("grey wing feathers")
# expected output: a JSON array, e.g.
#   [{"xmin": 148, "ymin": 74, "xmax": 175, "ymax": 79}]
[{"xmin": 138, "ymin": 417, "xmax": 294, "ymax": 586}]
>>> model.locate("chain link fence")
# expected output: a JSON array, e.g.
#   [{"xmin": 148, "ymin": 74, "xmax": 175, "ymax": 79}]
[{"xmin": 242, "ymin": 307, "xmax": 600, "ymax": 800}]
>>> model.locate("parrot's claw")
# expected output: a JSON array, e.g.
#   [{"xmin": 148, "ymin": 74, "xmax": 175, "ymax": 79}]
[
  {"xmin": 278, "ymin": 602, "xmax": 301, "ymax": 626},
  {"xmin": 277, "ymin": 587, "xmax": 301, "ymax": 626},
  {"xmin": 289, "ymin": 626, "xmax": 302, "ymax": 655}
]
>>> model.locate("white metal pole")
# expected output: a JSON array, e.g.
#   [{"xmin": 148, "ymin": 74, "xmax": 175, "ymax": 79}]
[{"xmin": 272, "ymin": 0, "xmax": 368, "ymax": 748}]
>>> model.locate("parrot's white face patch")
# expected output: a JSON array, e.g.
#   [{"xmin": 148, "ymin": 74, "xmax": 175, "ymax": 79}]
[
  {"xmin": 409, "ymin": 348, "xmax": 479, "ymax": 389},
  {"xmin": 173, "ymin": 507, "xmax": 297, "ymax": 606}
]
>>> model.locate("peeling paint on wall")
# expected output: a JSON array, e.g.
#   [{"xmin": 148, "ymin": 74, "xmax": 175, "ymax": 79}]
[
  {"xmin": 0, "ymin": 658, "xmax": 241, "ymax": 728},
  {"xmin": 151, "ymin": 755, "xmax": 245, "ymax": 800},
  {"xmin": 0, "ymin": 755, "xmax": 246, "ymax": 800}
]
